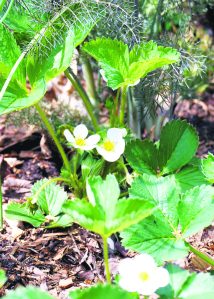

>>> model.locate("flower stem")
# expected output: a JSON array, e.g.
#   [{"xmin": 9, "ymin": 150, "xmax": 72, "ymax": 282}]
[
  {"xmin": 102, "ymin": 236, "xmax": 111, "ymax": 283},
  {"xmin": 35, "ymin": 103, "xmax": 70, "ymax": 172},
  {"xmin": 185, "ymin": 241, "xmax": 214, "ymax": 267},
  {"xmin": 64, "ymin": 68, "xmax": 99, "ymax": 131},
  {"xmin": 0, "ymin": 176, "xmax": 3, "ymax": 230},
  {"xmin": 119, "ymin": 86, "xmax": 128, "ymax": 125}
]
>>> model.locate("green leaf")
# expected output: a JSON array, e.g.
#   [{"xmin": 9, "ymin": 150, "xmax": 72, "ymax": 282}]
[
  {"xmin": 202, "ymin": 153, "xmax": 214, "ymax": 183},
  {"xmin": 158, "ymin": 120, "xmax": 199, "ymax": 174},
  {"xmin": 129, "ymin": 174, "xmax": 180, "ymax": 226},
  {"xmin": 178, "ymin": 185, "xmax": 214, "ymax": 237},
  {"xmin": 0, "ymin": 24, "xmax": 25, "ymax": 85},
  {"xmin": 27, "ymin": 16, "xmax": 96, "ymax": 85},
  {"xmin": 2, "ymin": 286, "xmax": 54, "ymax": 299},
  {"xmin": 46, "ymin": 214, "xmax": 73, "ymax": 229},
  {"xmin": 121, "ymin": 212, "xmax": 188, "ymax": 264},
  {"xmin": 31, "ymin": 179, "xmax": 68, "ymax": 217},
  {"xmin": 175, "ymin": 162, "xmax": 209, "ymax": 193},
  {"xmin": 69, "ymin": 284, "xmax": 139, "ymax": 299},
  {"xmin": 0, "ymin": 269, "xmax": 6, "ymax": 288},
  {"xmin": 125, "ymin": 139, "xmax": 158, "ymax": 175},
  {"xmin": 158, "ymin": 264, "xmax": 214, "ymax": 299},
  {"xmin": 0, "ymin": 79, "xmax": 46, "ymax": 116},
  {"xmin": 83, "ymin": 39, "xmax": 180, "ymax": 90},
  {"xmin": 121, "ymin": 179, "xmax": 214, "ymax": 264},
  {"xmin": 81, "ymin": 155, "xmax": 105, "ymax": 182},
  {"xmin": 63, "ymin": 174, "xmax": 154, "ymax": 237},
  {"xmin": 5, "ymin": 202, "xmax": 45, "ymax": 227}
]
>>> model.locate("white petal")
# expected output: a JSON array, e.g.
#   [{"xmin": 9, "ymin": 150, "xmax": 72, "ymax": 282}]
[
  {"xmin": 154, "ymin": 267, "xmax": 170, "ymax": 288},
  {"xmin": 136, "ymin": 282, "xmax": 157, "ymax": 296},
  {"xmin": 113, "ymin": 138, "xmax": 125, "ymax": 156},
  {"xmin": 107, "ymin": 128, "xmax": 127, "ymax": 141},
  {"xmin": 64, "ymin": 129, "xmax": 75, "ymax": 143},
  {"xmin": 133, "ymin": 254, "xmax": 157, "ymax": 272},
  {"xmin": 119, "ymin": 276, "xmax": 140, "ymax": 293},
  {"xmin": 86, "ymin": 134, "xmax": 100, "ymax": 146},
  {"xmin": 96, "ymin": 146, "xmax": 121, "ymax": 162},
  {"xmin": 73, "ymin": 124, "xmax": 88, "ymax": 139}
]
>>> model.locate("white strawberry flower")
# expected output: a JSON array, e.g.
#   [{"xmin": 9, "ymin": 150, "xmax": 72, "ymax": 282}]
[
  {"xmin": 118, "ymin": 254, "xmax": 169, "ymax": 296},
  {"xmin": 64, "ymin": 124, "xmax": 100, "ymax": 151},
  {"xmin": 96, "ymin": 128, "xmax": 127, "ymax": 162}
]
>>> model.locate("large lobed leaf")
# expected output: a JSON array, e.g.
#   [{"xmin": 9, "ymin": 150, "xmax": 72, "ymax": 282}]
[
  {"xmin": 121, "ymin": 175, "xmax": 214, "ymax": 264},
  {"xmin": 69, "ymin": 284, "xmax": 139, "ymax": 299},
  {"xmin": 157, "ymin": 264, "xmax": 214, "ymax": 299},
  {"xmin": 83, "ymin": 39, "xmax": 180, "ymax": 90},
  {"xmin": 63, "ymin": 174, "xmax": 154, "ymax": 237}
]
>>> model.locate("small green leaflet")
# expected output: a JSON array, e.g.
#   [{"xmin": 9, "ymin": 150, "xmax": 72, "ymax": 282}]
[
  {"xmin": 63, "ymin": 174, "xmax": 154, "ymax": 238},
  {"xmin": 31, "ymin": 178, "xmax": 68, "ymax": 217},
  {"xmin": 0, "ymin": 269, "xmax": 6, "ymax": 288},
  {"xmin": 2, "ymin": 287, "xmax": 54, "ymax": 299},
  {"xmin": 158, "ymin": 119, "xmax": 199, "ymax": 174},
  {"xmin": 121, "ymin": 175, "xmax": 214, "ymax": 264},
  {"xmin": 83, "ymin": 39, "xmax": 180, "ymax": 90},
  {"xmin": 202, "ymin": 153, "xmax": 214, "ymax": 183},
  {"xmin": 5, "ymin": 202, "xmax": 46, "ymax": 227},
  {"xmin": 157, "ymin": 264, "xmax": 214, "ymax": 299},
  {"xmin": 69, "ymin": 284, "xmax": 139, "ymax": 299},
  {"xmin": 125, "ymin": 119, "xmax": 200, "ymax": 178}
]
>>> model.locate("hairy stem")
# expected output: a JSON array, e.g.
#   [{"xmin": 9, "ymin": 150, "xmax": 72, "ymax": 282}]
[
  {"xmin": 81, "ymin": 55, "xmax": 99, "ymax": 106},
  {"xmin": 35, "ymin": 103, "xmax": 70, "ymax": 172},
  {"xmin": 102, "ymin": 237, "xmax": 111, "ymax": 283},
  {"xmin": 0, "ymin": 176, "xmax": 3, "ymax": 230},
  {"xmin": 0, "ymin": 0, "xmax": 14, "ymax": 24},
  {"xmin": 119, "ymin": 86, "xmax": 128, "ymax": 125},
  {"xmin": 185, "ymin": 241, "xmax": 214, "ymax": 267},
  {"xmin": 65, "ymin": 68, "xmax": 99, "ymax": 131}
]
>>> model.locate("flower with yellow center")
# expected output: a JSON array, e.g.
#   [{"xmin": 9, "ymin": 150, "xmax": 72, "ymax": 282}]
[
  {"xmin": 64, "ymin": 124, "xmax": 100, "ymax": 151},
  {"xmin": 96, "ymin": 128, "xmax": 127, "ymax": 162},
  {"xmin": 118, "ymin": 254, "xmax": 169, "ymax": 296}
]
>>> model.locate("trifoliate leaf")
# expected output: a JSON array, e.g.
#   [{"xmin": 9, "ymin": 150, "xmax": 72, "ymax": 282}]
[
  {"xmin": 31, "ymin": 179, "xmax": 68, "ymax": 217},
  {"xmin": 0, "ymin": 269, "xmax": 6, "ymax": 288},
  {"xmin": 83, "ymin": 39, "xmax": 180, "ymax": 90},
  {"xmin": 202, "ymin": 153, "xmax": 214, "ymax": 183},
  {"xmin": 125, "ymin": 139, "xmax": 158, "ymax": 175},
  {"xmin": 2, "ymin": 287, "xmax": 54, "ymax": 299},
  {"xmin": 121, "ymin": 178, "xmax": 214, "ymax": 264},
  {"xmin": 69, "ymin": 284, "xmax": 139, "ymax": 299},
  {"xmin": 178, "ymin": 185, "xmax": 214, "ymax": 237},
  {"xmin": 5, "ymin": 202, "xmax": 45, "ymax": 227},
  {"xmin": 63, "ymin": 174, "xmax": 154, "ymax": 238},
  {"xmin": 158, "ymin": 120, "xmax": 199, "ymax": 174},
  {"xmin": 157, "ymin": 264, "xmax": 214, "ymax": 299}
]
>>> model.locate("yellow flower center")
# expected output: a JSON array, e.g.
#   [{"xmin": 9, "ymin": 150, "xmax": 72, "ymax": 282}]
[
  {"xmin": 75, "ymin": 138, "xmax": 86, "ymax": 146},
  {"xmin": 103, "ymin": 140, "xmax": 115, "ymax": 151},
  {"xmin": 139, "ymin": 272, "xmax": 150, "ymax": 282}
]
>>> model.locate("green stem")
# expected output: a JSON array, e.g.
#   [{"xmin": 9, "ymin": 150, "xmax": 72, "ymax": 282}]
[
  {"xmin": 0, "ymin": 176, "xmax": 3, "ymax": 230},
  {"xmin": 0, "ymin": 0, "xmax": 14, "ymax": 24},
  {"xmin": 119, "ymin": 86, "xmax": 128, "ymax": 125},
  {"xmin": 35, "ymin": 103, "xmax": 70, "ymax": 172},
  {"xmin": 65, "ymin": 68, "xmax": 99, "ymax": 131},
  {"xmin": 185, "ymin": 241, "xmax": 214, "ymax": 267},
  {"xmin": 81, "ymin": 55, "xmax": 99, "ymax": 106},
  {"xmin": 102, "ymin": 236, "xmax": 111, "ymax": 283},
  {"xmin": 111, "ymin": 89, "xmax": 120, "ymax": 127}
]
